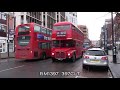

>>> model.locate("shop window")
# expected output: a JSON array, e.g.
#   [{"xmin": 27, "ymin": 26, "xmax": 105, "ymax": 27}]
[{"xmin": 2, "ymin": 14, "xmax": 7, "ymax": 20}]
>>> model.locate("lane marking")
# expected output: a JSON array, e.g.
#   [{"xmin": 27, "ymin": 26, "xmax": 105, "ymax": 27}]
[
  {"xmin": 0, "ymin": 65, "xmax": 25, "ymax": 73},
  {"xmin": 75, "ymin": 76, "xmax": 87, "ymax": 78},
  {"xmin": 0, "ymin": 60, "xmax": 8, "ymax": 63}
]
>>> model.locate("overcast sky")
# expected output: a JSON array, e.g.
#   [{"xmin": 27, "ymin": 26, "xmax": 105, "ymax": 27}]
[{"xmin": 77, "ymin": 12, "xmax": 114, "ymax": 41}]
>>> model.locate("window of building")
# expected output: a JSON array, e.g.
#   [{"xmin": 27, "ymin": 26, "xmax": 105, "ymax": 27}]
[
  {"xmin": 2, "ymin": 14, "xmax": 7, "ymax": 20},
  {"xmin": 21, "ymin": 15, "xmax": 24, "ymax": 24},
  {"xmin": 0, "ymin": 13, "xmax": 1, "ymax": 19},
  {"xmin": 41, "ymin": 27, "xmax": 46, "ymax": 34},
  {"xmin": 0, "ymin": 23, "xmax": 2, "ymax": 30},
  {"xmin": 46, "ymin": 29, "xmax": 50, "ymax": 35},
  {"xmin": 34, "ymin": 25, "xmax": 41, "ymax": 32},
  {"xmin": 2, "ymin": 25, "xmax": 7, "ymax": 32},
  {"xmin": 0, "ymin": 24, "xmax": 7, "ymax": 32}
]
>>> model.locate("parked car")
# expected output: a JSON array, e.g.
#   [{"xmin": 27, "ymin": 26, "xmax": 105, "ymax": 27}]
[{"xmin": 82, "ymin": 48, "xmax": 109, "ymax": 70}]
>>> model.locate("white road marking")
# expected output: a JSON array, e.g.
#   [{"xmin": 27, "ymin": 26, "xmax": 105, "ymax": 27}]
[
  {"xmin": 0, "ymin": 65, "xmax": 25, "ymax": 73},
  {"xmin": 75, "ymin": 76, "xmax": 87, "ymax": 78},
  {"xmin": 0, "ymin": 60, "xmax": 8, "ymax": 63}
]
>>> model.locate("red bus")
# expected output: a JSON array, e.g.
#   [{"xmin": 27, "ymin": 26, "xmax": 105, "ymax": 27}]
[
  {"xmin": 15, "ymin": 23, "xmax": 52, "ymax": 60},
  {"xmin": 51, "ymin": 21, "xmax": 84, "ymax": 62}
]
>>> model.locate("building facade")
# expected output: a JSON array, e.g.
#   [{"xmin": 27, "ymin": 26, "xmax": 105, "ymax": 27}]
[
  {"xmin": 0, "ymin": 12, "xmax": 15, "ymax": 53},
  {"xmin": 14, "ymin": 12, "xmax": 66, "ymax": 29},
  {"xmin": 77, "ymin": 25, "xmax": 89, "ymax": 38},
  {"xmin": 65, "ymin": 12, "xmax": 77, "ymax": 26},
  {"xmin": 100, "ymin": 13, "xmax": 120, "ymax": 49}
]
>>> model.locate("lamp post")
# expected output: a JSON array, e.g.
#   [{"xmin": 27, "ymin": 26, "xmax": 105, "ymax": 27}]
[
  {"xmin": 12, "ymin": 12, "xmax": 16, "ymax": 52},
  {"xmin": 105, "ymin": 21, "xmax": 108, "ymax": 55},
  {"xmin": 111, "ymin": 12, "xmax": 117, "ymax": 63},
  {"xmin": 7, "ymin": 13, "xmax": 10, "ymax": 58}
]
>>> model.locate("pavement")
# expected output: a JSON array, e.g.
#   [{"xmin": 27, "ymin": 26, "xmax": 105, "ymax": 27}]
[
  {"xmin": 0, "ymin": 52, "xmax": 15, "ymax": 59},
  {"xmin": 108, "ymin": 50, "xmax": 120, "ymax": 78}
]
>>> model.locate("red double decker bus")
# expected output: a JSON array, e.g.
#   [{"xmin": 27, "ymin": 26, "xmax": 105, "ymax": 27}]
[
  {"xmin": 51, "ymin": 21, "xmax": 84, "ymax": 62},
  {"xmin": 15, "ymin": 23, "xmax": 52, "ymax": 60}
]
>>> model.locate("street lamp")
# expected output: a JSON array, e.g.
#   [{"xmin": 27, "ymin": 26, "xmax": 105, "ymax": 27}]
[
  {"xmin": 105, "ymin": 21, "xmax": 108, "ymax": 55},
  {"xmin": 111, "ymin": 12, "xmax": 117, "ymax": 63},
  {"xmin": 7, "ymin": 13, "xmax": 10, "ymax": 58}
]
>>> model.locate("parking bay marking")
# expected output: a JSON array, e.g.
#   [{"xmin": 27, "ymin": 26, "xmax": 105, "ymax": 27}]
[{"xmin": 0, "ymin": 65, "xmax": 25, "ymax": 73}]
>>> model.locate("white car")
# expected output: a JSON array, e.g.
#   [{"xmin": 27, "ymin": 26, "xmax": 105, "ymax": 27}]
[{"xmin": 82, "ymin": 48, "xmax": 109, "ymax": 70}]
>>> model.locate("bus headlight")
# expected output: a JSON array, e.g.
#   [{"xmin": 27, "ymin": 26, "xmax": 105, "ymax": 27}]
[
  {"xmin": 68, "ymin": 53, "xmax": 70, "ymax": 56},
  {"xmin": 31, "ymin": 51, "xmax": 32, "ymax": 53},
  {"xmin": 52, "ymin": 53, "xmax": 54, "ymax": 55}
]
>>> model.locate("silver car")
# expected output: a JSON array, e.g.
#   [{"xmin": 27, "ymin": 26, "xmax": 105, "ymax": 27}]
[{"xmin": 82, "ymin": 48, "xmax": 109, "ymax": 70}]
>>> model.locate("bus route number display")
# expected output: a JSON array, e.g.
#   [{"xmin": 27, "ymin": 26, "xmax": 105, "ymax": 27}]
[{"xmin": 57, "ymin": 31, "xmax": 66, "ymax": 37}]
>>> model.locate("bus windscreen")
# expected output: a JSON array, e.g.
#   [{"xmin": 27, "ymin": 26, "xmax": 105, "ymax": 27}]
[
  {"xmin": 53, "ymin": 25, "xmax": 70, "ymax": 30},
  {"xmin": 18, "ymin": 25, "xmax": 30, "ymax": 32},
  {"xmin": 17, "ymin": 36, "xmax": 31, "ymax": 46}
]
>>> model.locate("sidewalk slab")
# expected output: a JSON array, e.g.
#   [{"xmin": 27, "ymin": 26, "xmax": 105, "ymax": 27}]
[
  {"xmin": 108, "ymin": 50, "xmax": 120, "ymax": 78},
  {"xmin": 0, "ymin": 52, "xmax": 15, "ymax": 59},
  {"xmin": 109, "ymin": 63, "xmax": 120, "ymax": 78}
]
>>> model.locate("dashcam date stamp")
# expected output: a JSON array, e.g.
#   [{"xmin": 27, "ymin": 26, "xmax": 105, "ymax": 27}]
[
  {"xmin": 61, "ymin": 72, "xmax": 80, "ymax": 76},
  {"xmin": 39, "ymin": 72, "xmax": 80, "ymax": 76}
]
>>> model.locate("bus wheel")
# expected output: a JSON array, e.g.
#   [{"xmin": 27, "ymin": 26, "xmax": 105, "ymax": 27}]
[
  {"xmin": 71, "ymin": 53, "xmax": 76, "ymax": 62},
  {"xmin": 42, "ymin": 53, "xmax": 46, "ymax": 60},
  {"xmin": 81, "ymin": 52, "xmax": 83, "ymax": 58},
  {"xmin": 52, "ymin": 58, "xmax": 56, "ymax": 62}
]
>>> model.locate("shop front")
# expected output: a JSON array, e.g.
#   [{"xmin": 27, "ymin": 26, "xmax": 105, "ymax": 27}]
[{"xmin": 0, "ymin": 38, "xmax": 7, "ymax": 53}]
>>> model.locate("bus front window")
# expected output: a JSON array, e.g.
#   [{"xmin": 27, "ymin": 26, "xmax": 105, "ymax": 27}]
[
  {"xmin": 52, "ymin": 40, "xmax": 75, "ymax": 48},
  {"xmin": 53, "ymin": 25, "xmax": 70, "ymax": 30},
  {"xmin": 18, "ymin": 25, "xmax": 30, "ymax": 32},
  {"xmin": 17, "ymin": 36, "xmax": 31, "ymax": 46}
]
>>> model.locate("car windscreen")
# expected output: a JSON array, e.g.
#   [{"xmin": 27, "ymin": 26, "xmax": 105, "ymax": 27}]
[{"xmin": 85, "ymin": 50, "xmax": 105, "ymax": 56}]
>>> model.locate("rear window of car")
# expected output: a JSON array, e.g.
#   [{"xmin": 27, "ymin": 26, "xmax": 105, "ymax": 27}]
[{"xmin": 85, "ymin": 50, "xmax": 105, "ymax": 56}]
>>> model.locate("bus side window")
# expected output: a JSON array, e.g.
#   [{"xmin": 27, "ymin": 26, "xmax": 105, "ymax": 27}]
[{"xmin": 72, "ymin": 25, "xmax": 75, "ymax": 31}]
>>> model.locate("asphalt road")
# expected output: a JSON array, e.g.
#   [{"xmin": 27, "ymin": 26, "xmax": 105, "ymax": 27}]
[{"xmin": 0, "ymin": 58, "xmax": 112, "ymax": 78}]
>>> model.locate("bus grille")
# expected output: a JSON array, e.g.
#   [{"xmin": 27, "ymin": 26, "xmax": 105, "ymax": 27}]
[{"xmin": 55, "ymin": 52, "xmax": 66, "ymax": 59}]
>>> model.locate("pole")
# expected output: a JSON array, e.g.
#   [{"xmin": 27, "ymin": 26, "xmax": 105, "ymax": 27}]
[
  {"xmin": 111, "ymin": 12, "xmax": 117, "ymax": 63},
  {"xmin": 13, "ymin": 12, "xmax": 16, "ymax": 52},
  {"xmin": 104, "ymin": 26, "xmax": 106, "ymax": 50},
  {"xmin": 7, "ymin": 13, "xmax": 9, "ymax": 58},
  {"xmin": 105, "ymin": 22, "xmax": 108, "ymax": 55}
]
